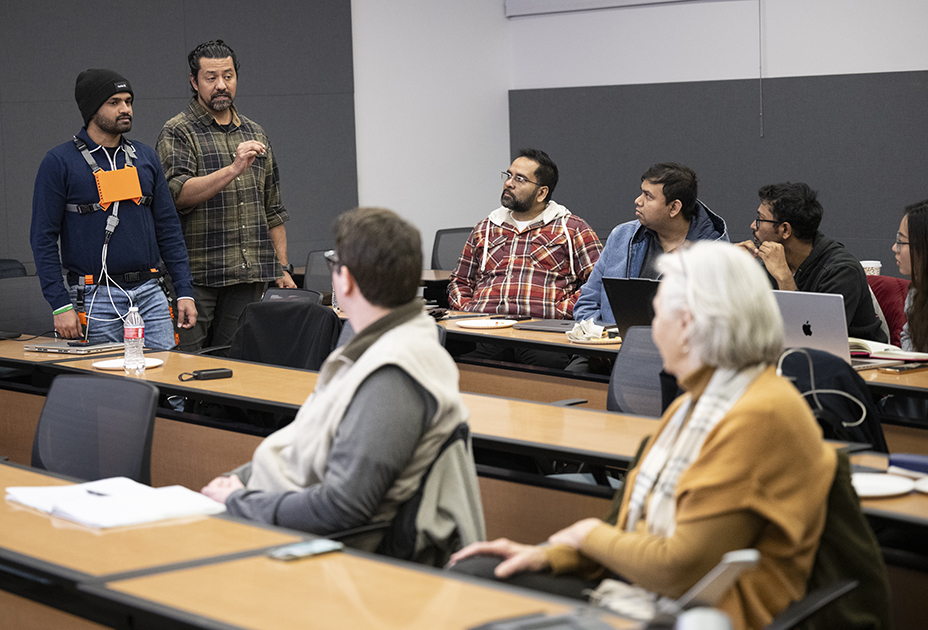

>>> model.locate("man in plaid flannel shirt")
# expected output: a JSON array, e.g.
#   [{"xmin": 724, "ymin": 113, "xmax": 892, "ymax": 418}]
[
  {"xmin": 447, "ymin": 149, "xmax": 601, "ymax": 367},
  {"xmin": 157, "ymin": 40, "xmax": 297, "ymax": 351}
]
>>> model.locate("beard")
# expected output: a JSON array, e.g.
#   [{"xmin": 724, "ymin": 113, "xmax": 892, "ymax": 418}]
[
  {"xmin": 501, "ymin": 190, "xmax": 531, "ymax": 214},
  {"xmin": 208, "ymin": 91, "xmax": 233, "ymax": 112},
  {"xmin": 91, "ymin": 112, "xmax": 132, "ymax": 135}
]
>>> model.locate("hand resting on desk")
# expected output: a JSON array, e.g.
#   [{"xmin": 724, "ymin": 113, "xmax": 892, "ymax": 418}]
[{"xmin": 201, "ymin": 474, "xmax": 244, "ymax": 504}]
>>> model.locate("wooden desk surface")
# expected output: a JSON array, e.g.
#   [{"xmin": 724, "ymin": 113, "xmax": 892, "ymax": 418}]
[
  {"xmin": 56, "ymin": 351, "xmax": 316, "ymax": 409},
  {"xmin": 0, "ymin": 336, "xmax": 123, "ymax": 365},
  {"xmin": 849, "ymin": 453, "xmax": 928, "ymax": 527},
  {"xmin": 860, "ymin": 368, "xmax": 928, "ymax": 397},
  {"xmin": 0, "ymin": 465, "xmax": 300, "ymax": 579},
  {"xmin": 465, "ymin": 394, "xmax": 655, "ymax": 464},
  {"xmin": 439, "ymin": 317, "xmax": 621, "ymax": 359},
  {"xmin": 102, "ymin": 552, "xmax": 636, "ymax": 630},
  {"xmin": 422, "ymin": 269, "xmax": 451, "ymax": 282},
  {"xmin": 51, "ymin": 351, "xmax": 650, "ymax": 466}
]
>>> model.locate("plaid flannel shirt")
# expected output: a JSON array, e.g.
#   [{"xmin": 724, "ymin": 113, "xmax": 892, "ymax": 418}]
[
  {"xmin": 157, "ymin": 99, "xmax": 289, "ymax": 287},
  {"xmin": 447, "ymin": 202, "xmax": 601, "ymax": 319}
]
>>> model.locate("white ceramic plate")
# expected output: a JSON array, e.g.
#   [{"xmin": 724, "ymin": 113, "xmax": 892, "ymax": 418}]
[
  {"xmin": 91, "ymin": 357, "xmax": 164, "ymax": 371},
  {"xmin": 913, "ymin": 477, "xmax": 928, "ymax": 495},
  {"xmin": 455, "ymin": 319, "xmax": 516, "ymax": 329},
  {"xmin": 851, "ymin": 472, "xmax": 915, "ymax": 498}
]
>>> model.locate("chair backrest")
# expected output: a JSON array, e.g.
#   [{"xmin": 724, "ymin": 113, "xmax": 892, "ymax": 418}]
[
  {"xmin": 228, "ymin": 300, "xmax": 342, "ymax": 370},
  {"xmin": 0, "ymin": 275, "xmax": 52, "ymax": 335},
  {"xmin": 32, "ymin": 375, "xmax": 159, "ymax": 484},
  {"xmin": 303, "ymin": 250, "xmax": 334, "ymax": 297},
  {"xmin": 607, "ymin": 326, "xmax": 665, "ymax": 417},
  {"xmin": 789, "ymin": 451, "xmax": 890, "ymax": 630},
  {"xmin": 0, "ymin": 259, "xmax": 27, "ymax": 279},
  {"xmin": 431, "ymin": 228, "xmax": 472, "ymax": 271},
  {"xmin": 866, "ymin": 275, "xmax": 910, "ymax": 347},
  {"xmin": 375, "ymin": 423, "xmax": 486, "ymax": 567},
  {"xmin": 263, "ymin": 287, "xmax": 323, "ymax": 304},
  {"xmin": 777, "ymin": 347, "xmax": 888, "ymax": 452}
]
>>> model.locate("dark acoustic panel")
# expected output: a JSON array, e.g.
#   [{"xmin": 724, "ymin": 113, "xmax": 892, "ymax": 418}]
[
  {"xmin": 0, "ymin": 0, "xmax": 356, "ymax": 273},
  {"xmin": 509, "ymin": 70, "xmax": 928, "ymax": 278}
]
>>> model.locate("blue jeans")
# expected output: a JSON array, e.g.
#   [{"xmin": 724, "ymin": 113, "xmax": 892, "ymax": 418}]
[{"xmin": 68, "ymin": 279, "xmax": 176, "ymax": 349}]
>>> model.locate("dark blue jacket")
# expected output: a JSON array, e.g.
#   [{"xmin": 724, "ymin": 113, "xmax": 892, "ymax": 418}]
[
  {"xmin": 30, "ymin": 128, "xmax": 193, "ymax": 310},
  {"xmin": 574, "ymin": 200, "xmax": 728, "ymax": 324}
]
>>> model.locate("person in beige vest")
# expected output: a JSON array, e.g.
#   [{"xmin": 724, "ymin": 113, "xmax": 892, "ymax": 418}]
[{"xmin": 202, "ymin": 208, "xmax": 482, "ymax": 560}]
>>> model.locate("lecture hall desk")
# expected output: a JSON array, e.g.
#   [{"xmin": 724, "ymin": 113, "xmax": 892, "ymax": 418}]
[
  {"xmin": 0, "ymin": 342, "xmax": 653, "ymax": 542},
  {"xmin": 860, "ymin": 368, "xmax": 928, "ymax": 455},
  {"xmin": 437, "ymin": 315, "xmax": 616, "ymax": 408},
  {"xmin": 0, "ymin": 463, "xmax": 636, "ymax": 630}
]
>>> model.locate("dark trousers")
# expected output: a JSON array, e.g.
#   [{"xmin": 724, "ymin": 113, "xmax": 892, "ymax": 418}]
[{"xmin": 178, "ymin": 282, "xmax": 265, "ymax": 352}]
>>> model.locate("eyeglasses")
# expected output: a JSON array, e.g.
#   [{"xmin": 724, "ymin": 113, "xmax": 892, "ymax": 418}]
[
  {"xmin": 895, "ymin": 233, "xmax": 910, "ymax": 247},
  {"xmin": 324, "ymin": 249, "xmax": 341, "ymax": 272},
  {"xmin": 501, "ymin": 171, "xmax": 540, "ymax": 187},
  {"xmin": 754, "ymin": 213, "xmax": 783, "ymax": 226}
]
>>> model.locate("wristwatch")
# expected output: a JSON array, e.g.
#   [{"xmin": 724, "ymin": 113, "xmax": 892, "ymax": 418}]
[{"xmin": 282, "ymin": 263, "xmax": 294, "ymax": 275}]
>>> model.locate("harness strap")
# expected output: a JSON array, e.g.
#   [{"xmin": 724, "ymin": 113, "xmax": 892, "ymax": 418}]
[
  {"xmin": 72, "ymin": 136, "xmax": 135, "ymax": 168},
  {"xmin": 65, "ymin": 196, "xmax": 151, "ymax": 214}
]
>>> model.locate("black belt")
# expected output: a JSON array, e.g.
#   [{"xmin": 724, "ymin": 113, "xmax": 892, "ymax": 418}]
[{"xmin": 68, "ymin": 269, "xmax": 163, "ymax": 287}]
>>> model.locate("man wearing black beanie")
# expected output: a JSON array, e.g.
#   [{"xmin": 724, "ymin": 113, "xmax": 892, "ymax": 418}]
[{"xmin": 29, "ymin": 69, "xmax": 197, "ymax": 348}]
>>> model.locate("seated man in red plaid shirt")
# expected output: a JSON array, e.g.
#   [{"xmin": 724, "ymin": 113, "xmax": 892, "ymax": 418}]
[{"xmin": 447, "ymin": 148, "xmax": 601, "ymax": 368}]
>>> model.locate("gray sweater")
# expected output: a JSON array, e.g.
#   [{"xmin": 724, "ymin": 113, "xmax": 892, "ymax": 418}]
[{"xmin": 226, "ymin": 365, "xmax": 436, "ymax": 533}]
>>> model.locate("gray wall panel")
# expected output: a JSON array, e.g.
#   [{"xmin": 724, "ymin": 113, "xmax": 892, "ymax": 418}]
[
  {"xmin": 510, "ymin": 71, "xmax": 928, "ymax": 278},
  {"xmin": 0, "ymin": 0, "xmax": 356, "ymax": 280}
]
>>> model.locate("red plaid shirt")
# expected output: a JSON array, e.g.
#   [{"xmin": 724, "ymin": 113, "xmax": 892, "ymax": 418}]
[{"xmin": 448, "ymin": 202, "xmax": 601, "ymax": 319}]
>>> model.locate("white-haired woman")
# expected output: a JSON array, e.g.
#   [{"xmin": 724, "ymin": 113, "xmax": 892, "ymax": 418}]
[{"xmin": 450, "ymin": 241, "xmax": 836, "ymax": 629}]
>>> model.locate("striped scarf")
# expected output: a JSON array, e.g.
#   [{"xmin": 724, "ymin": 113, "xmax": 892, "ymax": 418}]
[{"xmin": 624, "ymin": 364, "xmax": 767, "ymax": 537}]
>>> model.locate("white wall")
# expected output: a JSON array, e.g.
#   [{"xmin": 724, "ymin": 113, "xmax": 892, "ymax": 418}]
[
  {"xmin": 509, "ymin": 0, "xmax": 928, "ymax": 89},
  {"xmin": 351, "ymin": 0, "xmax": 511, "ymax": 264},
  {"xmin": 352, "ymin": 0, "xmax": 928, "ymax": 261}
]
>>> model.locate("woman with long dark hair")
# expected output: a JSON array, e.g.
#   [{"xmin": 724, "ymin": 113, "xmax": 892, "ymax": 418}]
[{"xmin": 894, "ymin": 199, "xmax": 928, "ymax": 351}]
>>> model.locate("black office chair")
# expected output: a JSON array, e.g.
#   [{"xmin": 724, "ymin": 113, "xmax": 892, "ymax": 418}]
[
  {"xmin": 32, "ymin": 374, "xmax": 159, "ymax": 484},
  {"xmin": 431, "ymin": 228, "xmax": 472, "ymax": 271},
  {"xmin": 607, "ymin": 326, "xmax": 670, "ymax": 417},
  {"xmin": 228, "ymin": 300, "xmax": 342, "ymax": 371},
  {"xmin": 0, "ymin": 275, "xmax": 53, "ymax": 336},
  {"xmin": 262, "ymin": 287, "xmax": 323, "ymax": 304},
  {"xmin": 0, "ymin": 259, "xmax": 27, "ymax": 279},
  {"xmin": 303, "ymin": 250, "xmax": 334, "ymax": 303},
  {"xmin": 777, "ymin": 347, "xmax": 888, "ymax": 452},
  {"xmin": 331, "ymin": 423, "xmax": 485, "ymax": 567}
]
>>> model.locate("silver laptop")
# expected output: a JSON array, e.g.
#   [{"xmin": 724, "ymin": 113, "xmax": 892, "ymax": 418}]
[
  {"xmin": 23, "ymin": 340, "xmax": 124, "ymax": 355},
  {"xmin": 772, "ymin": 290, "xmax": 892, "ymax": 370},
  {"xmin": 513, "ymin": 319, "xmax": 576, "ymax": 333}
]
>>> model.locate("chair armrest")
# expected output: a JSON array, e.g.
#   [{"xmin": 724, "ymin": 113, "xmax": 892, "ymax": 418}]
[
  {"xmin": 196, "ymin": 345, "xmax": 231, "ymax": 356},
  {"xmin": 326, "ymin": 520, "xmax": 391, "ymax": 541}
]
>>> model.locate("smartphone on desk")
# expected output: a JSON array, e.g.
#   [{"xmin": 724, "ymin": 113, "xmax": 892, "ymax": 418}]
[
  {"xmin": 878, "ymin": 362, "xmax": 928, "ymax": 374},
  {"xmin": 267, "ymin": 539, "xmax": 343, "ymax": 561}
]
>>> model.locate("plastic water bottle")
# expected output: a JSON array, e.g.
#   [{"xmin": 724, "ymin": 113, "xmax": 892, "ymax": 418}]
[{"xmin": 123, "ymin": 306, "xmax": 145, "ymax": 374}]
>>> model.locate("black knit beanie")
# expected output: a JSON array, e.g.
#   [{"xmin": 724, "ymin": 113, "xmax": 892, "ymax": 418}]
[{"xmin": 74, "ymin": 69, "xmax": 133, "ymax": 126}]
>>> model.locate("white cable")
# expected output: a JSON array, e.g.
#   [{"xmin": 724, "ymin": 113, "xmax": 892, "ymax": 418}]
[
  {"xmin": 84, "ymin": 144, "xmax": 134, "ymax": 330},
  {"xmin": 776, "ymin": 347, "xmax": 867, "ymax": 428}
]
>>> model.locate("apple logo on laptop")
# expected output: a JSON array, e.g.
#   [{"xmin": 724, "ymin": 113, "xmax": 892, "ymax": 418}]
[{"xmin": 802, "ymin": 320, "xmax": 812, "ymax": 336}]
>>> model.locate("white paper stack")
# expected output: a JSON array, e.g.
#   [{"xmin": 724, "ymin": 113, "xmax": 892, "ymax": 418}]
[{"xmin": 6, "ymin": 477, "xmax": 226, "ymax": 528}]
